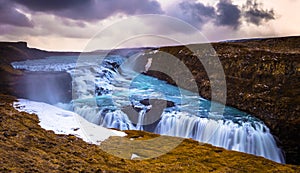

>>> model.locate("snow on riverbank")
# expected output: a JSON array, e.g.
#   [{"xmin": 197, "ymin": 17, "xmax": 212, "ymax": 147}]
[{"xmin": 13, "ymin": 99, "xmax": 126, "ymax": 145}]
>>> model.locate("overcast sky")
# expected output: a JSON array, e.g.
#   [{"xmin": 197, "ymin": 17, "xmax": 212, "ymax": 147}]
[{"xmin": 0, "ymin": 0, "xmax": 299, "ymax": 51}]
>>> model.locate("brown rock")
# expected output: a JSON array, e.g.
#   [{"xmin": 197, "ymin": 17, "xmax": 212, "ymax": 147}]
[{"xmin": 144, "ymin": 36, "xmax": 300, "ymax": 164}]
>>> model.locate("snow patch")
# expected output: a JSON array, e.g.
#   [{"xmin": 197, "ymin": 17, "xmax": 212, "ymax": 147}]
[
  {"xmin": 130, "ymin": 153, "xmax": 141, "ymax": 160},
  {"xmin": 13, "ymin": 99, "xmax": 126, "ymax": 145}
]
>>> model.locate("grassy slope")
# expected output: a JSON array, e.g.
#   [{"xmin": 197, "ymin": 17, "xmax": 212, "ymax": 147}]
[{"xmin": 0, "ymin": 94, "xmax": 299, "ymax": 172}]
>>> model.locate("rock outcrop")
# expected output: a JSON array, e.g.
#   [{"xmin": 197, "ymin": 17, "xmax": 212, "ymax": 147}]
[{"xmin": 122, "ymin": 99, "xmax": 176, "ymax": 131}]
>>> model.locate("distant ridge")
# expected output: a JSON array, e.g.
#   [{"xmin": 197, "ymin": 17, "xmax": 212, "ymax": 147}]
[{"xmin": 221, "ymin": 35, "xmax": 300, "ymax": 43}]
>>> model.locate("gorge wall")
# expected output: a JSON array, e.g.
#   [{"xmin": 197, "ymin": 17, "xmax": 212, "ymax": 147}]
[{"xmin": 144, "ymin": 36, "xmax": 300, "ymax": 164}]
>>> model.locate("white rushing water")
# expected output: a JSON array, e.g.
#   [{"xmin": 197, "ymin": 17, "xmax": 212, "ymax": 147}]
[{"xmin": 11, "ymin": 53, "xmax": 285, "ymax": 163}]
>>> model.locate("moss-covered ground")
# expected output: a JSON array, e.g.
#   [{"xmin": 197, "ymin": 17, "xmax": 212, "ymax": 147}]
[{"xmin": 0, "ymin": 94, "xmax": 299, "ymax": 172}]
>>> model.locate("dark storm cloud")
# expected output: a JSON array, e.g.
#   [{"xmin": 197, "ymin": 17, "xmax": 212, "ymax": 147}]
[
  {"xmin": 0, "ymin": 0, "xmax": 276, "ymax": 38},
  {"xmin": 178, "ymin": 0, "xmax": 216, "ymax": 26},
  {"xmin": 215, "ymin": 0, "xmax": 241, "ymax": 29},
  {"xmin": 0, "ymin": 0, "xmax": 33, "ymax": 27},
  {"xmin": 243, "ymin": 0, "xmax": 275, "ymax": 25},
  {"xmin": 176, "ymin": 0, "xmax": 241, "ymax": 29},
  {"xmin": 175, "ymin": 0, "xmax": 275, "ymax": 30},
  {"xmin": 11, "ymin": 0, "xmax": 88, "ymax": 11},
  {"xmin": 12, "ymin": 0, "xmax": 163, "ymax": 21}
]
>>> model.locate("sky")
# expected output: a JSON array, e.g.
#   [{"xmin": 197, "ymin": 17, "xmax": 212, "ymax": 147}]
[{"xmin": 0, "ymin": 0, "xmax": 299, "ymax": 51}]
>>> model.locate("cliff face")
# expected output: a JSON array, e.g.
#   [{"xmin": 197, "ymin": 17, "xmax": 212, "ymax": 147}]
[
  {"xmin": 144, "ymin": 36, "xmax": 300, "ymax": 164},
  {"xmin": 0, "ymin": 42, "xmax": 79, "ymax": 97}
]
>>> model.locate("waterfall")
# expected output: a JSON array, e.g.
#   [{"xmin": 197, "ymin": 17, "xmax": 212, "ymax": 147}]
[
  {"xmin": 92, "ymin": 108, "xmax": 284, "ymax": 163},
  {"xmin": 154, "ymin": 112, "xmax": 285, "ymax": 163},
  {"xmin": 136, "ymin": 109, "xmax": 147, "ymax": 130},
  {"xmin": 11, "ymin": 52, "xmax": 285, "ymax": 164}
]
